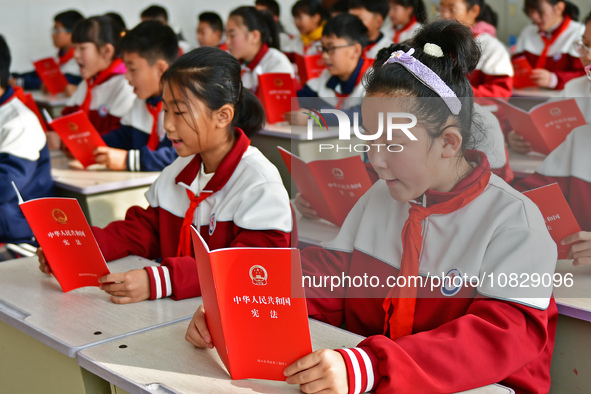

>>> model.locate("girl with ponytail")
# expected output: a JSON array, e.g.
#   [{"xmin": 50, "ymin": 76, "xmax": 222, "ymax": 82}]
[
  {"xmin": 40, "ymin": 47, "xmax": 293, "ymax": 304},
  {"xmin": 226, "ymin": 6, "xmax": 293, "ymax": 92}
]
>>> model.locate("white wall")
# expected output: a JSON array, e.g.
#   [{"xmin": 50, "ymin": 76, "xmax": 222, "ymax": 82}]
[{"xmin": 1, "ymin": 0, "xmax": 297, "ymax": 72}]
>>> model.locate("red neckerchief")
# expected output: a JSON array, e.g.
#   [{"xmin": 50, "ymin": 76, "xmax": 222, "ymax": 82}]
[
  {"xmin": 80, "ymin": 58, "xmax": 124, "ymax": 114},
  {"xmin": 58, "ymin": 47, "xmax": 75, "ymax": 65},
  {"xmin": 218, "ymin": 41, "xmax": 228, "ymax": 51},
  {"xmin": 146, "ymin": 101, "xmax": 163, "ymax": 151},
  {"xmin": 334, "ymin": 57, "xmax": 374, "ymax": 109},
  {"xmin": 176, "ymin": 128, "xmax": 251, "ymax": 257},
  {"xmin": 382, "ymin": 151, "xmax": 491, "ymax": 339},
  {"xmin": 393, "ymin": 16, "xmax": 417, "ymax": 43},
  {"xmin": 536, "ymin": 16, "xmax": 571, "ymax": 69}
]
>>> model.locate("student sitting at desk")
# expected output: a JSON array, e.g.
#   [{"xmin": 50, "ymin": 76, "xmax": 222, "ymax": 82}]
[
  {"xmin": 197, "ymin": 12, "xmax": 227, "ymax": 51},
  {"xmin": 515, "ymin": 123, "xmax": 591, "ymax": 266},
  {"xmin": 284, "ymin": 0, "xmax": 327, "ymax": 57},
  {"xmin": 388, "ymin": 0, "xmax": 426, "ymax": 44},
  {"xmin": 439, "ymin": 0, "xmax": 514, "ymax": 97},
  {"xmin": 349, "ymin": 0, "xmax": 393, "ymax": 60},
  {"xmin": 513, "ymin": 0, "xmax": 585, "ymax": 90},
  {"xmin": 0, "ymin": 36, "xmax": 54, "ymax": 260},
  {"xmin": 61, "ymin": 16, "xmax": 136, "ymax": 135},
  {"xmin": 10, "ymin": 10, "xmax": 84, "ymax": 97},
  {"xmin": 94, "ymin": 21, "xmax": 178, "ymax": 172},
  {"xmin": 226, "ymin": 6, "xmax": 293, "ymax": 94},
  {"xmin": 188, "ymin": 21, "xmax": 558, "ymax": 393},
  {"xmin": 285, "ymin": 13, "xmax": 373, "ymax": 125},
  {"xmin": 38, "ymin": 47, "xmax": 292, "ymax": 303}
]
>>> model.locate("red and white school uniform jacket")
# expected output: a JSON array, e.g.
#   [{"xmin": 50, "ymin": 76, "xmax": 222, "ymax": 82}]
[
  {"xmin": 62, "ymin": 60, "xmax": 136, "ymax": 135},
  {"xmin": 92, "ymin": 129, "xmax": 293, "ymax": 300},
  {"xmin": 392, "ymin": 18, "xmax": 422, "ymax": 44},
  {"xmin": 241, "ymin": 44, "xmax": 294, "ymax": 92},
  {"xmin": 513, "ymin": 17, "xmax": 585, "ymax": 90},
  {"xmin": 284, "ymin": 34, "xmax": 321, "ymax": 57},
  {"xmin": 557, "ymin": 75, "xmax": 591, "ymax": 123},
  {"xmin": 303, "ymin": 152, "xmax": 557, "ymax": 393},
  {"xmin": 515, "ymin": 124, "xmax": 591, "ymax": 231},
  {"xmin": 363, "ymin": 33, "xmax": 394, "ymax": 60},
  {"xmin": 469, "ymin": 26, "xmax": 514, "ymax": 97}
]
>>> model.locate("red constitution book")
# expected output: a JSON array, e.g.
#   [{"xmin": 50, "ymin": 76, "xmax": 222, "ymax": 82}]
[
  {"xmin": 279, "ymin": 147, "xmax": 372, "ymax": 226},
  {"xmin": 46, "ymin": 110, "xmax": 107, "ymax": 168},
  {"xmin": 15, "ymin": 186, "xmax": 109, "ymax": 292},
  {"xmin": 494, "ymin": 98, "xmax": 586, "ymax": 155},
  {"xmin": 512, "ymin": 56, "xmax": 535, "ymax": 89},
  {"xmin": 257, "ymin": 73, "xmax": 295, "ymax": 124},
  {"xmin": 295, "ymin": 53, "xmax": 326, "ymax": 84},
  {"xmin": 191, "ymin": 227, "xmax": 312, "ymax": 381},
  {"xmin": 33, "ymin": 57, "xmax": 69, "ymax": 95},
  {"xmin": 523, "ymin": 183, "xmax": 581, "ymax": 259}
]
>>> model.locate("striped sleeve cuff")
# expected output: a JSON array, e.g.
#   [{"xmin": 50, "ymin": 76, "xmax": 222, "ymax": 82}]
[
  {"xmin": 144, "ymin": 266, "xmax": 172, "ymax": 300},
  {"xmin": 128, "ymin": 149, "xmax": 141, "ymax": 171},
  {"xmin": 547, "ymin": 72, "xmax": 558, "ymax": 89},
  {"xmin": 334, "ymin": 347, "xmax": 378, "ymax": 394}
]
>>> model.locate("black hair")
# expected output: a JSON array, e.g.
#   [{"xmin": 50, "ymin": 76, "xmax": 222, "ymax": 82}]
[
  {"xmin": 104, "ymin": 12, "xmax": 127, "ymax": 33},
  {"xmin": 349, "ymin": 0, "xmax": 389, "ymax": 19},
  {"xmin": 54, "ymin": 10, "xmax": 84, "ymax": 30},
  {"xmin": 72, "ymin": 16, "xmax": 124, "ymax": 58},
  {"xmin": 462, "ymin": 0, "xmax": 498, "ymax": 27},
  {"xmin": 330, "ymin": 0, "xmax": 350, "ymax": 15},
  {"xmin": 291, "ymin": 0, "xmax": 328, "ymax": 20},
  {"xmin": 389, "ymin": 0, "xmax": 427, "ymax": 24},
  {"xmin": 255, "ymin": 0, "xmax": 280, "ymax": 17},
  {"xmin": 229, "ymin": 6, "xmax": 280, "ymax": 49},
  {"xmin": 161, "ymin": 47, "xmax": 265, "ymax": 137},
  {"xmin": 120, "ymin": 21, "xmax": 178, "ymax": 65},
  {"xmin": 524, "ymin": 0, "xmax": 579, "ymax": 21},
  {"xmin": 0, "ymin": 35, "xmax": 10, "ymax": 90},
  {"xmin": 141, "ymin": 5, "xmax": 168, "ymax": 22},
  {"xmin": 364, "ymin": 20, "xmax": 481, "ymax": 152},
  {"xmin": 323, "ymin": 13, "xmax": 369, "ymax": 48},
  {"xmin": 198, "ymin": 12, "xmax": 224, "ymax": 32}
]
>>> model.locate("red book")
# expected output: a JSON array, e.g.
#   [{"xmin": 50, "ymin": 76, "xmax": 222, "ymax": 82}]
[
  {"xmin": 494, "ymin": 98, "xmax": 586, "ymax": 155},
  {"xmin": 278, "ymin": 147, "xmax": 372, "ymax": 226},
  {"xmin": 191, "ymin": 227, "xmax": 312, "ymax": 380},
  {"xmin": 257, "ymin": 73, "xmax": 295, "ymax": 124},
  {"xmin": 512, "ymin": 56, "xmax": 535, "ymax": 89},
  {"xmin": 15, "ymin": 187, "xmax": 110, "ymax": 292},
  {"xmin": 295, "ymin": 53, "xmax": 325, "ymax": 84},
  {"xmin": 48, "ymin": 110, "xmax": 107, "ymax": 168},
  {"xmin": 33, "ymin": 57, "xmax": 69, "ymax": 95},
  {"xmin": 523, "ymin": 183, "xmax": 581, "ymax": 259}
]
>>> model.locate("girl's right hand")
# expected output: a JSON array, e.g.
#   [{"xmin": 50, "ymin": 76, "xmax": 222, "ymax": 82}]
[
  {"xmin": 507, "ymin": 130, "xmax": 533, "ymax": 154},
  {"xmin": 37, "ymin": 248, "xmax": 52, "ymax": 275},
  {"xmin": 295, "ymin": 193, "xmax": 319, "ymax": 219},
  {"xmin": 185, "ymin": 304, "xmax": 214, "ymax": 349}
]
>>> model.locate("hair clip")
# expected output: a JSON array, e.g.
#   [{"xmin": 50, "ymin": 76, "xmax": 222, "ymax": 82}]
[
  {"xmin": 385, "ymin": 48, "xmax": 461, "ymax": 115},
  {"xmin": 423, "ymin": 43, "xmax": 443, "ymax": 57}
]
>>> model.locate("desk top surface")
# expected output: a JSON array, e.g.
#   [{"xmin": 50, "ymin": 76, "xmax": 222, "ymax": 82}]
[
  {"xmin": 0, "ymin": 256, "xmax": 200, "ymax": 357},
  {"xmin": 51, "ymin": 151, "xmax": 160, "ymax": 194},
  {"xmin": 78, "ymin": 317, "xmax": 512, "ymax": 394},
  {"xmin": 512, "ymin": 88, "xmax": 563, "ymax": 98},
  {"xmin": 553, "ymin": 259, "xmax": 591, "ymax": 322},
  {"xmin": 30, "ymin": 90, "xmax": 69, "ymax": 106},
  {"xmin": 295, "ymin": 208, "xmax": 340, "ymax": 247},
  {"xmin": 507, "ymin": 149, "xmax": 545, "ymax": 175}
]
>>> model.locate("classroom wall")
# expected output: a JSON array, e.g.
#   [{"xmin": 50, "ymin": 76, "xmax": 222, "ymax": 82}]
[{"xmin": 2, "ymin": 0, "xmax": 591, "ymax": 73}]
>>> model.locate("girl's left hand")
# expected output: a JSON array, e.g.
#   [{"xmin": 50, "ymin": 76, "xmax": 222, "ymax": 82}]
[
  {"xmin": 98, "ymin": 269, "xmax": 151, "ymax": 304},
  {"xmin": 284, "ymin": 349, "xmax": 349, "ymax": 394},
  {"xmin": 562, "ymin": 231, "xmax": 591, "ymax": 266},
  {"xmin": 530, "ymin": 69, "xmax": 553, "ymax": 88}
]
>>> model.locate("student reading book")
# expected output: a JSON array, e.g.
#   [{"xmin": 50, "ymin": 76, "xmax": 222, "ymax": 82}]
[
  {"xmin": 349, "ymin": 0, "xmax": 393, "ymax": 59},
  {"xmin": 10, "ymin": 10, "xmax": 84, "ymax": 96},
  {"xmin": 96, "ymin": 21, "xmax": 179, "ymax": 172},
  {"xmin": 285, "ymin": 0, "xmax": 327, "ymax": 56},
  {"xmin": 0, "ymin": 36, "xmax": 54, "ymax": 257},
  {"xmin": 38, "ymin": 47, "xmax": 292, "ymax": 304},
  {"xmin": 61, "ymin": 16, "xmax": 136, "ymax": 135}
]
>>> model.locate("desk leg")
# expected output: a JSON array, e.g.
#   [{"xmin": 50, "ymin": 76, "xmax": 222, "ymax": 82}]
[
  {"xmin": 0, "ymin": 320, "xmax": 110, "ymax": 394},
  {"xmin": 550, "ymin": 315, "xmax": 591, "ymax": 392}
]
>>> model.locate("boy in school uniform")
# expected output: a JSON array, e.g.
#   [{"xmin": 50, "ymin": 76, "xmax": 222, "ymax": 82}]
[
  {"xmin": 140, "ymin": 5, "xmax": 192, "ymax": 55},
  {"xmin": 287, "ymin": 13, "xmax": 372, "ymax": 124},
  {"xmin": 0, "ymin": 36, "xmax": 53, "ymax": 258},
  {"xmin": 95, "ymin": 21, "xmax": 179, "ymax": 172},
  {"xmin": 197, "ymin": 12, "xmax": 227, "ymax": 51},
  {"xmin": 349, "ymin": 0, "xmax": 393, "ymax": 59},
  {"xmin": 10, "ymin": 10, "xmax": 84, "ymax": 96}
]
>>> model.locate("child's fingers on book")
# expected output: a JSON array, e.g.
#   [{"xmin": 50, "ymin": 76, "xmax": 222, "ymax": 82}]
[{"xmin": 110, "ymin": 296, "xmax": 134, "ymax": 304}]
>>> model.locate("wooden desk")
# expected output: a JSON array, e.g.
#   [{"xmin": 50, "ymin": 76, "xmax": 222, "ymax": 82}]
[
  {"xmin": 549, "ymin": 260, "xmax": 591, "ymax": 393},
  {"xmin": 507, "ymin": 148, "xmax": 545, "ymax": 178},
  {"xmin": 51, "ymin": 150, "xmax": 159, "ymax": 228},
  {"xmin": 78, "ymin": 317, "xmax": 513, "ymax": 394},
  {"xmin": 0, "ymin": 256, "xmax": 201, "ymax": 394}
]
